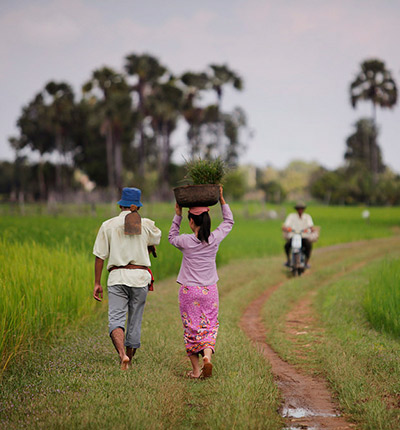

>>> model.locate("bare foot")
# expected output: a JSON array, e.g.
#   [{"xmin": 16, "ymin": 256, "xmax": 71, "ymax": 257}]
[
  {"xmin": 186, "ymin": 371, "xmax": 201, "ymax": 379},
  {"xmin": 201, "ymin": 356, "xmax": 213, "ymax": 378},
  {"xmin": 120, "ymin": 355, "xmax": 130, "ymax": 371}
]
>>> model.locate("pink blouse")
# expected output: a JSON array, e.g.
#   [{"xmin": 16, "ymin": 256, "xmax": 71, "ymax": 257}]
[{"xmin": 168, "ymin": 204, "xmax": 234, "ymax": 286}]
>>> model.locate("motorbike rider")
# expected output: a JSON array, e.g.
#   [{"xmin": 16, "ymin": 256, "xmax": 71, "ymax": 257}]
[{"xmin": 282, "ymin": 201, "xmax": 314, "ymax": 268}]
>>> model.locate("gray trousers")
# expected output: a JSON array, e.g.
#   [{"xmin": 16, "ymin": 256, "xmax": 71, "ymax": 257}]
[{"xmin": 108, "ymin": 285, "xmax": 148, "ymax": 349}]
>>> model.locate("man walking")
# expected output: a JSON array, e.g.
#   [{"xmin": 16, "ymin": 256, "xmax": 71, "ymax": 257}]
[{"xmin": 93, "ymin": 187, "xmax": 161, "ymax": 370}]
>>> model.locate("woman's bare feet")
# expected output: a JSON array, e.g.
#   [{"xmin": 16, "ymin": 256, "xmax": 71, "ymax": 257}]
[
  {"xmin": 186, "ymin": 371, "xmax": 200, "ymax": 379},
  {"xmin": 188, "ymin": 353, "xmax": 201, "ymax": 378},
  {"xmin": 201, "ymin": 355, "xmax": 213, "ymax": 378}
]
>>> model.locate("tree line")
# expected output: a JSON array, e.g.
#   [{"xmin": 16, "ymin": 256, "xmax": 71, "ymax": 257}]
[
  {"xmin": 5, "ymin": 53, "xmax": 248, "ymax": 202},
  {"xmin": 1, "ymin": 56, "xmax": 398, "ymax": 206}
]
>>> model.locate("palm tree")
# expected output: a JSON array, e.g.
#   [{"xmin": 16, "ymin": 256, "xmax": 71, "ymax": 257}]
[
  {"xmin": 180, "ymin": 71, "xmax": 210, "ymax": 158},
  {"xmin": 208, "ymin": 64, "xmax": 243, "ymax": 150},
  {"xmin": 16, "ymin": 92, "xmax": 55, "ymax": 200},
  {"xmin": 208, "ymin": 64, "xmax": 243, "ymax": 108},
  {"xmin": 222, "ymin": 107, "xmax": 247, "ymax": 166},
  {"xmin": 350, "ymin": 58, "xmax": 397, "ymax": 123},
  {"xmin": 82, "ymin": 67, "xmax": 132, "ymax": 193},
  {"xmin": 350, "ymin": 59, "xmax": 397, "ymax": 182},
  {"xmin": 124, "ymin": 54, "xmax": 167, "ymax": 178},
  {"xmin": 147, "ymin": 79, "xmax": 184, "ymax": 198},
  {"xmin": 43, "ymin": 81, "xmax": 75, "ymax": 194}
]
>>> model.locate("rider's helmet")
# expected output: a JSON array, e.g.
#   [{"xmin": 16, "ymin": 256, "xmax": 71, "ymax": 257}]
[{"xmin": 294, "ymin": 201, "xmax": 306, "ymax": 209}]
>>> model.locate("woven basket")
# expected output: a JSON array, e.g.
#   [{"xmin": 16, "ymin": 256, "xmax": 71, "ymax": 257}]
[
  {"xmin": 308, "ymin": 226, "xmax": 320, "ymax": 243},
  {"xmin": 173, "ymin": 184, "xmax": 220, "ymax": 207}
]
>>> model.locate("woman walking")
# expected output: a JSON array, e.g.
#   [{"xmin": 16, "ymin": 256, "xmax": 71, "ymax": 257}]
[{"xmin": 168, "ymin": 187, "xmax": 234, "ymax": 379}]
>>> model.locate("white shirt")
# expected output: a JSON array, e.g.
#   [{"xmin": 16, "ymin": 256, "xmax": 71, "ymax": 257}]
[
  {"xmin": 93, "ymin": 211, "xmax": 161, "ymax": 287},
  {"xmin": 283, "ymin": 212, "xmax": 314, "ymax": 231}
]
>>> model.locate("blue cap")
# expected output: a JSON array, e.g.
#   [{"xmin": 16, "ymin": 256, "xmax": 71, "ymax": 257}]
[{"xmin": 117, "ymin": 187, "xmax": 143, "ymax": 207}]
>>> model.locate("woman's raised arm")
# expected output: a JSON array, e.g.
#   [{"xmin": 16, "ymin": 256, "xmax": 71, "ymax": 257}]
[{"xmin": 168, "ymin": 204, "xmax": 184, "ymax": 249}]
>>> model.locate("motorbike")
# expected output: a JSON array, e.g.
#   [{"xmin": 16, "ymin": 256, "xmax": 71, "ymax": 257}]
[{"xmin": 286, "ymin": 228, "xmax": 310, "ymax": 276}]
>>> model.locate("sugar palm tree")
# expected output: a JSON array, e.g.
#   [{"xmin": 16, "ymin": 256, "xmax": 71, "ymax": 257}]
[
  {"xmin": 147, "ymin": 79, "xmax": 184, "ymax": 197},
  {"xmin": 208, "ymin": 64, "xmax": 243, "ymax": 149},
  {"xmin": 43, "ymin": 81, "xmax": 75, "ymax": 193},
  {"xmin": 350, "ymin": 58, "xmax": 397, "ymax": 123},
  {"xmin": 82, "ymin": 67, "xmax": 132, "ymax": 192},
  {"xmin": 124, "ymin": 54, "xmax": 167, "ymax": 177},
  {"xmin": 208, "ymin": 64, "xmax": 243, "ymax": 108},
  {"xmin": 16, "ymin": 92, "xmax": 55, "ymax": 200},
  {"xmin": 350, "ymin": 59, "xmax": 397, "ymax": 182},
  {"xmin": 180, "ymin": 71, "xmax": 210, "ymax": 158}
]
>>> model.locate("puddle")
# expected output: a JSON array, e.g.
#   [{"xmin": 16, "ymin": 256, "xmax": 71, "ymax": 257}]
[
  {"xmin": 282, "ymin": 426, "xmax": 321, "ymax": 430},
  {"xmin": 281, "ymin": 407, "xmax": 338, "ymax": 418},
  {"xmin": 283, "ymin": 427, "xmax": 318, "ymax": 430}
]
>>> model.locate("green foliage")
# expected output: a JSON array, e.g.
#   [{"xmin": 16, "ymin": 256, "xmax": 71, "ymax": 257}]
[
  {"xmin": 223, "ymin": 169, "xmax": 247, "ymax": 200},
  {"xmin": 345, "ymin": 118, "xmax": 384, "ymax": 174},
  {"xmin": 260, "ymin": 180, "xmax": 286, "ymax": 203},
  {"xmin": 350, "ymin": 58, "xmax": 398, "ymax": 118},
  {"xmin": 184, "ymin": 157, "xmax": 226, "ymax": 184},
  {"xmin": 310, "ymin": 165, "xmax": 400, "ymax": 205},
  {"xmin": 258, "ymin": 160, "xmax": 320, "ymax": 201},
  {"xmin": 364, "ymin": 258, "xmax": 400, "ymax": 336},
  {"xmin": 0, "ymin": 162, "xmax": 14, "ymax": 196}
]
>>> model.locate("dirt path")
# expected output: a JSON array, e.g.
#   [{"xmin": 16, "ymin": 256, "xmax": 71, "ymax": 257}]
[
  {"xmin": 238, "ymin": 243, "xmax": 385, "ymax": 430},
  {"xmin": 241, "ymin": 281, "xmax": 354, "ymax": 429}
]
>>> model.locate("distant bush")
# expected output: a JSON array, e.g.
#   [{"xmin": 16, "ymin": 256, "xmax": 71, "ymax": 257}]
[
  {"xmin": 310, "ymin": 166, "xmax": 400, "ymax": 205},
  {"xmin": 259, "ymin": 180, "xmax": 286, "ymax": 204},
  {"xmin": 223, "ymin": 169, "xmax": 247, "ymax": 200}
]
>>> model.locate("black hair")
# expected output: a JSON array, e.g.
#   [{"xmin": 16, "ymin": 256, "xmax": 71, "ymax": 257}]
[{"xmin": 188, "ymin": 211, "xmax": 211, "ymax": 243}]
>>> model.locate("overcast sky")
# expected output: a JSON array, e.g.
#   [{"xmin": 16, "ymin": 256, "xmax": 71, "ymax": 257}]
[{"xmin": 1, "ymin": 0, "xmax": 399, "ymax": 171}]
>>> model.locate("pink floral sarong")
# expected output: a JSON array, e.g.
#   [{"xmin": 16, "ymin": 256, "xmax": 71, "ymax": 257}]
[{"xmin": 179, "ymin": 284, "xmax": 219, "ymax": 356}]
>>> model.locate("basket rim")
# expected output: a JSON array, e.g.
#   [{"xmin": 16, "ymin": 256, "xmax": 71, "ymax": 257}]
[{"xmin": 173, "ymin": 184, "xmax": 220, "ymax": 191}]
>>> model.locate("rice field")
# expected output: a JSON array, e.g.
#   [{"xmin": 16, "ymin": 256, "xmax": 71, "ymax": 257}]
[
  {"xmin": 0, "ymin": 240, "xmax": 96, "ymax": 372},
  {"xmin": 364, "ymin": 258, "xmax": 400, "ymax": 336},
  {"xmin": 0, "ymin": 202, "xmax": 399, "ymax": 372}
]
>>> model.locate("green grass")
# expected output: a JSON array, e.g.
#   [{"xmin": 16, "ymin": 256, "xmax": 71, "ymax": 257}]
[
  {"xmin": 0, "ymin": 240, "xmax": 100, "ymax": 372},
  {"xmin": 0, "ymin": 259, "xmax": 283, "ymax": 430},
  {"xmin": 316, "ymin": 257, "xmax": 400, "ymax": 429},
  {"xmin": 1, "ymin": 201, "xmax": 400, "ymax": 428},
  {"xmin": 364, "ymin": 258, "xmax": 400, "ymax": 336}
]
